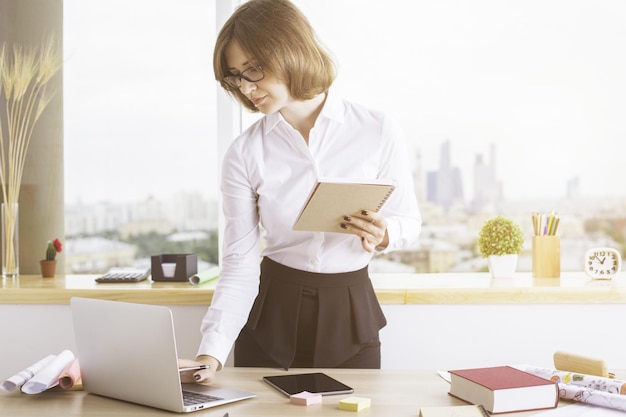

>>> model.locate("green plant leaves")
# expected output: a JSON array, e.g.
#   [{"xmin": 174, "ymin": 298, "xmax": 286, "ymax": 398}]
[{"xmin": 477, "ymin": 216, "xmax": 524, "ymax": 257}]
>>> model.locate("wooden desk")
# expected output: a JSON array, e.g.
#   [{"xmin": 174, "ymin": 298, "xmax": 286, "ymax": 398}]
[{"xmin": 0, "ymin": 367, "xmax": 573, "ymax": 416}]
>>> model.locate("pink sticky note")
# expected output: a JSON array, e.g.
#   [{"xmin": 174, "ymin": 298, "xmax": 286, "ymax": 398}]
[{"xmin": 290, "ymin": 391, "xmax": 323, "ymax": 406}]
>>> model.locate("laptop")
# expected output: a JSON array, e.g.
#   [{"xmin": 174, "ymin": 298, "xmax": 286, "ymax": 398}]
[{"xmin": 70, "ymin": 297, "xmax": 255, "ymax": 413}]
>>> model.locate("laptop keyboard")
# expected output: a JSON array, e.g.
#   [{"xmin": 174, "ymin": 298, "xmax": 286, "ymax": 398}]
[{"xmin": 183, "ymin": 390, "xmax": 224, "ymax": 405}]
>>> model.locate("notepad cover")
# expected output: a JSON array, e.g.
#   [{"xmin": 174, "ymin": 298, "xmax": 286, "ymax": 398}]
[{"xmin": 293, "ymin": 179, "xmax": 395, "ymax": 233}]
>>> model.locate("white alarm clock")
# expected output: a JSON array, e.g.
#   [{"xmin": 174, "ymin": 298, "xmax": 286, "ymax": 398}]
[{"xmin": 584, "ymin": 247, "xmax": 622, "ymax": 279}]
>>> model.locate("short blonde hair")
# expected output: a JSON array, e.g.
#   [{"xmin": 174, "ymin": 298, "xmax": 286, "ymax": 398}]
[{"xmin": 214, "ymin": 0, "xmax": 336, "ymax": 112}]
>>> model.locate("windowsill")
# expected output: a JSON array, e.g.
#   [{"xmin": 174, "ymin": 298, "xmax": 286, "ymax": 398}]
[
  {"xmin": 2, "ymin": 272, "xmax": 625, "ymax": 305},
  {"xmin": 370, "ymin": 272, "xmax": 626, "ymax": 304}
]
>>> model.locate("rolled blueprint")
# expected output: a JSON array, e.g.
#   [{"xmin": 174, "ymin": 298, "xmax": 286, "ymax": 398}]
[
  {"xmin": 0, "ymin": 354, "xmax": 56, "ymax": 392},
  {"xmin": 21, "ymin": 350, "xmax": 75, "ymax": 394}
]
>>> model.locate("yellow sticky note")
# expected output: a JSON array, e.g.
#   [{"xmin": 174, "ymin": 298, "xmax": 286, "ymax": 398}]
[{"xmin": 339, "ymin": 396, "xmax": 371, "ymax": 411}]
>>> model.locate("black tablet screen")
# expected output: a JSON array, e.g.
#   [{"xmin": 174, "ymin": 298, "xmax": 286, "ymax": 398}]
[{"xmin": 263, "ymin": 372, "xmax": 354, "ymax": 396}]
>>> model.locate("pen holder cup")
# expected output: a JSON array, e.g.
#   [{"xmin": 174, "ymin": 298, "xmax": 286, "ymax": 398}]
[
  {"xmin": 151, "ymin": 254, "xmax": 197, "ymax": 282},
  {"xmin": 532, "ymin": 236, "xmax": 561, "ymax": 278}
]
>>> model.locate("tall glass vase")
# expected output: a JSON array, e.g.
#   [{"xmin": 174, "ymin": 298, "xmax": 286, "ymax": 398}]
[{"xmin": 2, "ymin": 202, "xmax": 19, "ymax": 278}]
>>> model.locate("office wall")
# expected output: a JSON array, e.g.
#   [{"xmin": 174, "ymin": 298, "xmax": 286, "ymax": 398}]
[
  {"xmin": 0, "ymin": 0, "xmax": 65, "ymax": 275},
  {"xmin": 0, "ymin": 303, "xmax": 622, "ymax": 378}
]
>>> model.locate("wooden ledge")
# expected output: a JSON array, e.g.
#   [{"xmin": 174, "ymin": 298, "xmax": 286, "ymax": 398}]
[{"xmin": 1, "ymin": 272, "xmax": 625, "ymax": 305}]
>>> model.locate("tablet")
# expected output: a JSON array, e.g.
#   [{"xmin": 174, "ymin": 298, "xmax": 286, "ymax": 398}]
[{"xmin": 263, "ymin": 372, "xmax": 354, "ymax": 396}]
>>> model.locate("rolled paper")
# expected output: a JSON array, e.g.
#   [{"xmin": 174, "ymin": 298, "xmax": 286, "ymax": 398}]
[
  {"xmin": 525, "ymin": 366, "xmax": 626, "ymax": 395},
  {"xmin": 524, "ymin": 366, "xmax": 626, "ymax": 412},
  {"xmin": 189, "ymin": 266, "xmax": 220, "ymax": 285},
  {"xmin": 58, "ymin": 359, "xmax": 81, "ymax": 389},
  {"xmin": 21, "ymin": 350, "xmax": 75, "ymax": 394},
  {"xmin": 0, "ymin": 354, "xmax": 56, "ymax": 392},
  {"xmin": 558, "ymin": 383, "xmax": 626, "ymax": 412}
]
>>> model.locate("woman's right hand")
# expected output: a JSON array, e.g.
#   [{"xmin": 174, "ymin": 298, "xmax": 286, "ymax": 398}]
[{"xmin": 178, "ymin": 355, "xmax": 220, "ymax": 384}]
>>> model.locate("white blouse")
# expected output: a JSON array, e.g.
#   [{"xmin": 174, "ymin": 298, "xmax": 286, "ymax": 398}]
[{"xmin": 197, "ymin": 91, "xmax": 422, "ymax": 366}]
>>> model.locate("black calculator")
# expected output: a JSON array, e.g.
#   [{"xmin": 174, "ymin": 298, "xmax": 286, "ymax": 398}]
[{"xmin": 95, "ymin": 267, "xmax": 151, "ymax": 283}]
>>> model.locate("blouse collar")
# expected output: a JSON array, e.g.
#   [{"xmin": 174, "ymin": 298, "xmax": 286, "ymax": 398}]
[{"xmin": 264, "ymin": 88, "xmax": 344, "ymax": 135}]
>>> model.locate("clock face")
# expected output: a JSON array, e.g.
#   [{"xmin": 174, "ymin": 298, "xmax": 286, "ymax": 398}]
[{"xmin": 585, "ymin": 248, "xmax": 622, "ymax": 279}]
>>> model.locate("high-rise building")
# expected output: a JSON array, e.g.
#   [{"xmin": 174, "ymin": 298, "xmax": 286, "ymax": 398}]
[
  {"xmin": 472, "ymin": 143, "xmax": 501, "ymax": 211},
  {"xmin": 426, "ymin": 140, "xmax": 464, "ymax": 210},
  {"xmin": 567, "ymin": 177, "xmax": 581, "ymax": 200}
]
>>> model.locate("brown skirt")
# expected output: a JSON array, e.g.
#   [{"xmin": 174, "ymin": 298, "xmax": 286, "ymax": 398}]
[{"xmin": 234, "ymin": 257, "xmax": 386, "ymax": 369}]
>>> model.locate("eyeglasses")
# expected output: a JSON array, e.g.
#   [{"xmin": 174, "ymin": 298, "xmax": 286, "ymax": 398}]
[{"xmin": 222, "ymin": 66, "xmax": 264, "ymax": 89}]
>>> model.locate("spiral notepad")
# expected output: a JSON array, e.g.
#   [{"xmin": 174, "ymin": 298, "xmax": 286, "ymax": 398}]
[{"xmin": 293, "ymin": 178, "xmax": 395, "ymax": 233}]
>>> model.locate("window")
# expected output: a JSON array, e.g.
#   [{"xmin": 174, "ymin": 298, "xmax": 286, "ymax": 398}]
[
  {"xmin": 64, "ymin": 0, "xmax": 219, "ymax": 272},
  {"xmin": 65, "ymin": 0, "xmax": 626, "ymax": 274},
  {"xmin": 288, "ymin": 0, "xmax": 626, "ymax": 272}
]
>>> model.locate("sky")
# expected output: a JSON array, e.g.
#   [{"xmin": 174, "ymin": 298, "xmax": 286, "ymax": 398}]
[
  {"xmin": 63, "ymin": 0, "xmax": 218, "ymax": 204},
  {"xmin": 64, "ymin": 0, "xmax": 626, "ymax": 205}
]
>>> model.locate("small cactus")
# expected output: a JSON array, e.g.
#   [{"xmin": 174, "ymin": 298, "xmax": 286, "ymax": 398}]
[{"xmin": 45, "ymin": 239, "xmax": 63, "ymax": 260}]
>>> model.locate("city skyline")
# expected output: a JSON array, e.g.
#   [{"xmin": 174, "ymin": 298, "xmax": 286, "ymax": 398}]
[{"xmin": 421, "ymin": 139, "xmax": 586, "ymax": 209}]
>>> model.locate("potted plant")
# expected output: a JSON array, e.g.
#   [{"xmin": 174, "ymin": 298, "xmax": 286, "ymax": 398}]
[
  {"xmin": 478, "ymin": 216, "xmax": 524, "ymax": 278},
  {"xmin": 40, "ymin": 238, "xmax": 62, "ymax": 278}
]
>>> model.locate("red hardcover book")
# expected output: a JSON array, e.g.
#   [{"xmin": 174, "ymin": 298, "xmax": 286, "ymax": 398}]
[{"xmin": 448, "ymin": 366, "xmax": 559, "ymax": 414}]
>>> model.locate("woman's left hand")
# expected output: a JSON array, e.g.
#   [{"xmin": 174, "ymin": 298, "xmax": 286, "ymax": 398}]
[{"xmin": 340, "ymin": 210, "xmax": 389, "ymax": 253}]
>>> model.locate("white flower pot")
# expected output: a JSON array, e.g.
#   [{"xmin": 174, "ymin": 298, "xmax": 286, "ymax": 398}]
[{"xmin": 487, "ymin": 254, "xmax": 518, "ymax": 278}]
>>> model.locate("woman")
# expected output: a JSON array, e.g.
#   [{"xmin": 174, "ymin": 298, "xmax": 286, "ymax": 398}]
[{"xmin": 181, "ymin": 0, "xmax": 421, "ymax": 384}]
